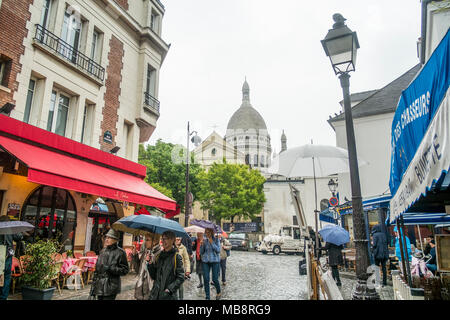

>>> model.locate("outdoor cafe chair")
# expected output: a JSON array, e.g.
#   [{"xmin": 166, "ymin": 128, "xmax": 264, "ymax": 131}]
[
  {"xmin": 49, "ymin": 261, "xmax": 63, "ymax": 295},
  {"xmin": 11, "ymin": 257, "xmax": 23, "ymax": 295},
  {"xmin": 85, "ymin": 251, "xmax": 96, "ymax": 257},
  {"xmin": 62, "ymin": 259, "xmax": 86, "ymax": 291},
  {"xmin": 51, "ymin": 252, "xmax": 62, "ymax": 262}
]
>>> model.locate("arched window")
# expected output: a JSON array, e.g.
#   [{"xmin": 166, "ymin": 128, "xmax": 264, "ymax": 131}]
[
  {"xmin": 254, "ymin": 154, "xmax": 258, "ymax": 167},
  {"xmin": 21, "ymin": 186, "xmax": 77, "ymax": 247},
  {"xmin": 211, "ymin": 148, "xmax": 216, "ymax": 156},
  {"xmin": 245, "ymin": 154, "xmax": 250, "ymax": 165},
  {"xmin": 260, "ymin": 155, "xmax": 265, "ymax": 167}
]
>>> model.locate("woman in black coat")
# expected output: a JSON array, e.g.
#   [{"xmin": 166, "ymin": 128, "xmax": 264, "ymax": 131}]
[
  {"xmin": 371, "ymin": 224, "xmax": 389, "ymax": 286},
  {"xmin": 90, "ymin": 229, "xmax": 129, "ymax": 300},
  {"xmin": 324, "ymin": 242, "xmax": 343, "ymax": 286}
]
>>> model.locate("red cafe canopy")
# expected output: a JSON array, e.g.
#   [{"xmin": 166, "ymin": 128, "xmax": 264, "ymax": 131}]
[{"xmin": 0, "ymin": 115, "xmax": 177, "ymax": 214}]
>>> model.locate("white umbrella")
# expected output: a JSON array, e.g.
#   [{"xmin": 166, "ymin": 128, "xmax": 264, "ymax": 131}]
[
  {"xmin": 184, "ymin": 225, "xmax": 205, "ymax": 234},
  {"xmin": 268, "ymin": 143, "xmax": 368, "ymax": 251},
  {"xmin": 268, "ymin": 144, "xmax": 368, "ymax": 178}
]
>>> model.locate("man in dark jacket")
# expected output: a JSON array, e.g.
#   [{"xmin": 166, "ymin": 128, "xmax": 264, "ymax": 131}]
[
  {"xmin": 323, "ymin": 242, "xmax": 343, "ymax": 286},
  {"xmin": 0, "ymin": 215, "xmax": 24, "ymax": 300},
  {"xmin": 148, "ymin": 231, "xmax": 185, "ymax": 300},
  {"xmin": 90, "ymin": 229, "xmax": 129, "ymax": 300},
  {"xmin": 371, "ymin": 224, "xmax": 389, "ymax": 286}
]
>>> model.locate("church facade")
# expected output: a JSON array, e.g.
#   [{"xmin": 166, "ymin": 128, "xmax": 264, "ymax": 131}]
[{"xmin": 224, "ymin": 79, "xmax": 272, "ymax": 174}]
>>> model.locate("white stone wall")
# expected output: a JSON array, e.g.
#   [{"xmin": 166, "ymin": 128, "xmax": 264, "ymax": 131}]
[
  {"xmin": 333, "ymin": 112, "xmax": 394, "ymax": 201},
  {"xmin": 10, "ymin": 0, "xmax": 165, "ymax": 162},
  {"xmin": 263, "ymin": 176, "xmax": 333, "ymax": 235},
  {"xmin": 225, "ymin": 128, "xmax": 272, "ymax": 173},
  {"xmin": 424, "ymin": 2, "xmax": 450, "ymax": 63}
]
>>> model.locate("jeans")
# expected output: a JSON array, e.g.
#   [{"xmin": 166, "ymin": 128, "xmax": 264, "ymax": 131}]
[
  {"xmin": 0, "ymin": 256, "xmax": 12, "ymax": 300},
  {"xmin": 331, "ymin": 265, "xmax": 341, "ymax": 286},
  {"xmin": 202, "ymin": 262, "xmax": 221, "ymax": 300},
  {"xmin": 219, "ymin": 258, "xmax": 227, "ymax": 283},
  {"xmin": 375, "ymin": 258, "xmax": 387, "ymax": 285}
]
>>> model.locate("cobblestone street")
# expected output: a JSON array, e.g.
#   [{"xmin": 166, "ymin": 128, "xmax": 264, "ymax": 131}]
[{"xmin": 117, "ymin": 250, "xmax": 309, "ymax": 300}]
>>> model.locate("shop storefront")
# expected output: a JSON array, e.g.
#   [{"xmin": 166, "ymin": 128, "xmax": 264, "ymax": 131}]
[
  {"xmin": 0, "ymin": 114, "xmax": 178, "ymax": 253},
  {"xmin": 387, "ymin": 29, "xmax": 449, "ymax": 299}
]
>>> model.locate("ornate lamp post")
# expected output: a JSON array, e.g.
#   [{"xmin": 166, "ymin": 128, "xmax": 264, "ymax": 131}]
[
  {"xmin": 321, "ymin": 14, "xmax": 379, "ymax": 300},
  {"xmin": 184, "ymin": 121, "xmax": 201, "ymax": 227},
  {"xmin": 327, "ymin": 178, "xmax": 338, "ymax": 197}
]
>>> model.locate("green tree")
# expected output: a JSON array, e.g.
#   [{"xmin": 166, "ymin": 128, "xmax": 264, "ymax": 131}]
[
  {"xmin": 138, "ymin": 140, "xmax": 204, "ymax": 212},
  {"xmin": 197, "ymin": 163, "xmax": 266, "ymax": 223}
]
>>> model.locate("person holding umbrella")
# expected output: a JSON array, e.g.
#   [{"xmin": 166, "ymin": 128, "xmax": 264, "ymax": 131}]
[
  {"xmin": 0, "ymin": 215, "xmax": 29, "ymax": 300},
  {"xmin": 147, "ymin": 231, "xmax": 185, "ymax": 300},
  {"xmin": 319, "ymin": 224, "xmax": 350, "ymax": 287},
  {"xmin": 200, "ymin": 227, "xmax": 222, "ymax": 300}
]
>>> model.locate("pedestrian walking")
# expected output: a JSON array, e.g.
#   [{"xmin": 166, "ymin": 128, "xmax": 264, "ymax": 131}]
[
  {"xmin": 135, "ymin": 235, "xmax": 160, "ymax": 300},
  {"xmin": 323, "ymin": 241, "xmax": 343, "ymax": 287},
  {"xmin": 90, "ymin": 229, "xmax": 129, "ymax": 300},
  {"xmin": 0, "ymin": 215, "xmax": 24, "ymax": 300},
  {"xmin": 175, "ymin": 236, "xmax": 191, "ymax": 299},
  {"xmin": 148, "ymin": 231, "xmax": 185, "ymax": 300},
  {"xmin": 394, "ymin": 226, "xmax": 411, "ymax": 274},
  {"xmin": 193, "ymin": 232, "xmax": 205, "ymax": 288},
  {"xmin": 370, "ymin": 224, "xmax": 389, "ymax": 286},
  {"xmin": 218, "ymin": 234, "xmax": 232, "ymax": 286},
  {"xmin": 200, "ymin": 228, "xmax": 221, "ymax": 300}
]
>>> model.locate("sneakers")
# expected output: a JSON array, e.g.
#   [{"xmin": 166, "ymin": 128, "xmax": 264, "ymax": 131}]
[
  {"xmin": 216, "ymin": 293, "xmax": 222, "ymax": 300},
  {"xmin": 222, "ymin": 282, "xmax": 226, "ymax": 286},
  {"xmin": 197, "ymin": 283, "xmax": 203, "ymax": 288}
]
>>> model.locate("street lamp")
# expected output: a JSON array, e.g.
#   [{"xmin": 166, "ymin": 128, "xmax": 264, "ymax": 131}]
[
  {"xmin": 321, "ymin": 14, "xmax": 379, "ymax": 300},
  {"xmin": 184, "ymin": 121, "xmax": 201, "ymax": 227},
  {"xmin": 327, "ymin": 178, "xmax": 338, "ymax": 197}
]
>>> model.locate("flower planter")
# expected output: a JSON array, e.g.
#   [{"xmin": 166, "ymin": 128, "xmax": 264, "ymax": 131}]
[{"xmin": 21, "ymin": 286, "xmax": 56, "ymax": 300}]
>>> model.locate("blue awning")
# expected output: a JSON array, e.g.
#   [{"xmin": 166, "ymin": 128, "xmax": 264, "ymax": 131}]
[
  {"xmin": 388, "ymin": 212, "xmax": 450, "ymax": 226},
  {"xmin": 336, "ymin": 194, "xmax": 391, "ymax": 215},
  {"xmin": 389, "ymin": 29, "xmax": 450, "ymax": 220},
  {"xmin": 319, "ymin": 208, "xmax": 337, "ymax": 224}
]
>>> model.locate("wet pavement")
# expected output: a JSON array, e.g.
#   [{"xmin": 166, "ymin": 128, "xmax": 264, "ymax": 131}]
[{"xmin": 117, "ymin": 250, "xmax": 308, "ymax": 300}]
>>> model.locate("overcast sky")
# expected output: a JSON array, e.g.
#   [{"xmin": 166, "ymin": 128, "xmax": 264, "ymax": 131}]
[{"xmin": 148, "ymin": 0, "xmax": 422, "ymax": 154}]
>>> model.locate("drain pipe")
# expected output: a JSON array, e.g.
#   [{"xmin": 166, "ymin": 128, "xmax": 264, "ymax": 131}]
[{"xmin": 420, "ymin": 0, "xmax": 431, "ymax": 64}]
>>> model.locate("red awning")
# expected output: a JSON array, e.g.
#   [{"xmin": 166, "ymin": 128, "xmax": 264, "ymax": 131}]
[{"xmin": 0, "ymin": 135, "xmax": 177, "ymax": 213}]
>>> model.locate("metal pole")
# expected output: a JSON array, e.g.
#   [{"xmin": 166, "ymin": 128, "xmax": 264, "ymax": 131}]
[
  {"xmin": 312, "ymin": 155, "xmax": 319, "ymax": 256},
  {"xmin": 184, "ymin": 121, "xmax": 190, "ymax": 227},
  {"xmin": 400, "ymin": 216, "xmax": 413, "ymax": 288},
  {"xmin": 417, "ymin": 225, "xmax": 424, "ymax": 252},
  {"xmin": 396, "ymin": 218, "xmax": 407, "ymax": 282},
  {"xmin": 339, "ymin": 73, "xmax": 379, "ymax": 300}
]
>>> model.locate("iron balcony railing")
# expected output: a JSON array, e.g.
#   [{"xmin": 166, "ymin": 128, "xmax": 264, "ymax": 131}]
[
  {"xmin": 34, "ymin": 24, "xmax": 105, "ymax": 82},
  {"xmin": 144, "ymin": 92, "xmax": 160, "ymax": 114}
]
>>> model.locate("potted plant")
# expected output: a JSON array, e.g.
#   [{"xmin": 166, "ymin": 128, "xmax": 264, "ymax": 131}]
[{"xmin": 20, "ymin": 239, "xmax": 60, "ymax": 300}]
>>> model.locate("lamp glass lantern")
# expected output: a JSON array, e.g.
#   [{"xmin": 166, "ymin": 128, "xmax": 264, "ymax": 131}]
[
  {"xmin": 328, "ymin": 179, "xmax": 338, "ymax": 195},
  {"xmin": 321, "ymin": 23, "xmax": 359, "ymax": 75}
]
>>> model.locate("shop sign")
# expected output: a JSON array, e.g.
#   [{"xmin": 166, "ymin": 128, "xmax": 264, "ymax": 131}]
[
  {"xmin": 7, "ymin": 203, "xmax": 20, "ymax": 220},
  {"xmin": 223, "ymin": 222, "xmax": 258, "ymax": 233},
  {"xmin": 103, "ymin": 131, "xmax": 113, "ymax": 144}
]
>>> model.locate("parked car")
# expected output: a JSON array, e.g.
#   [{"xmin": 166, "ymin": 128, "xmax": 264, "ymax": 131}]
[{"xmin": 228, "ymin": 232, "xmax": 249, "ymax": 251}]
